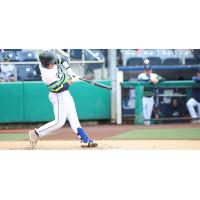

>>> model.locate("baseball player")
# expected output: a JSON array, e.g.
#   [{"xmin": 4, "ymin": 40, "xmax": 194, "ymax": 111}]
[
  {"xmin": 29, "ymin": 51, "xmax": 98, "ymax": 148},
  {"xmin": 137, "ymin": 59, "xmax": 162, "ymax": 125},
  {"xmin": 186, "ymin": 68, "xmax": 200, "ymax": 123}
]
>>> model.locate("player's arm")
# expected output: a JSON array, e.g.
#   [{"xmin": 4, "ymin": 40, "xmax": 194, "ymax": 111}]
[
  {"xmin": 150, "ymin": 74, "xmax": 164, "ymax": 84},
  {"xmin": 57, "ymin": 55, "xmax": 81, "ymax": 84}
]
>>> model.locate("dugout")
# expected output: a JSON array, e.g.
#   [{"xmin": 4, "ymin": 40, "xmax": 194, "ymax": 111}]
[{"xmin": 116, "ymin": 65, "xmax": 200, "ymax": 125}]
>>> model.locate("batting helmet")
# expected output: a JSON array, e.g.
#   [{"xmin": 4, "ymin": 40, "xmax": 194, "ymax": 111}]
[{"xmin": 39, "ymin": 51, "xmax": 57, "ymax": 67}]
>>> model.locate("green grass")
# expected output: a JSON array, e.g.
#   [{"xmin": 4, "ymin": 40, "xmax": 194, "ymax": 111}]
[
  {"xmin": 0, "ymin": 134, "xmax": 28, "ymax": 141},
  {"xmin": 111, "ymin": 128, "xmax": 200, "ymax": 140}
]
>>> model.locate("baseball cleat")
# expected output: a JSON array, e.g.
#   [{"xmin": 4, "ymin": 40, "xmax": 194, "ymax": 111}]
[
  {"xmin": 29, "ymin": 129, "xmax": 39, "ymax": 150},
  {"xmin": 81, "ymin": 140, "xmax": 98, "ymax": 148},
  {"xmin": 88, "ymin": 140, "xmax": 98, "ymax": 148}
]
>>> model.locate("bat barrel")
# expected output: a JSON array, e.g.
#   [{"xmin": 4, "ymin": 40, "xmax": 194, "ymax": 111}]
[{"xmin": 79, "ymin": 78, "xmax": 112, "ymax": 90}]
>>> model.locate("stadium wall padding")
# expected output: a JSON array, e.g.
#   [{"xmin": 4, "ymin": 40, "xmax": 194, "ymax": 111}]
[{"xmin": 0, "ymin": 81, "xmax": 111, "ymax": 123}]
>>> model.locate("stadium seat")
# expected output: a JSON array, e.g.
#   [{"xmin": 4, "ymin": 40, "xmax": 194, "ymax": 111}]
[
  {"xmin": 157, "ymin": 49, "xmax": 181, "ymax": 65},
  {"xmin": 138, "ymin": 49, "xmax": 161, "ymax": 65},
  {"xmin": 147, "ymin": 57, "xmax": 162, "ymax": 65},
  {"xmin": 70, "ymin": 49, "xmax": 83, "ymax": 60},
  {"xmin": 185, "ymin": 58, "xmax": 197, "ymax": 65},
  {"xmin": 138, "ymin": 49, "xmax": 157, "ymax": 58},
  {"xmin": 156, "ymin": 49, "xmax": 175, "ymax": 59},
  {"xmin": 16, "ymin": 64, "xmax": 41, "ymax": 81},
  {"xmin": 162, "ymin": 58, "xmax": 181, "ymax": 65},
  {"xmin": 84, "ymin": 50, "xmax": 104, "ymax": 71},
  {"xmin": 120, "ymin": 49, "xmax": 140, "ymax": 65},
  {"xmin": 174, "ymin": 49, "xmax": 193, "ymax": 58},
  {"xmin": 174, "ymin": 49, "xmax": 197, "ymax": 65},
  {"xmin": 126, "ymin": 57, "xmax": 143, "ymax": 66},
  {"xmin": 16, "ymin": 51, "xmax": 38, "ymax": 62},
  {"xmin": 0, "ymin": 51, "xmax": 20, "ymax": 62}
]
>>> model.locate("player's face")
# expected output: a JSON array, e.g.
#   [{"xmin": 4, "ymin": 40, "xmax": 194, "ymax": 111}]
[
  {"xmin": 145, "ymin": 69, "xmax": 152, "ymax": 76},
  {"xmin": 172, "ymin": 99, "xmax": 178, "ymax": 107},
  {"xmin": 197, "ymin": 72, "xmax": 200, "ymax": 77},
  {"xmin": 48, "ymin": 64, "xmax": 55, "ymax": 69}
]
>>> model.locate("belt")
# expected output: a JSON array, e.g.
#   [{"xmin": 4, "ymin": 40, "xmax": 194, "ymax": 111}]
[{"xmin": 144, "ymin": 96, "xmax": 153, "ymax": 98}]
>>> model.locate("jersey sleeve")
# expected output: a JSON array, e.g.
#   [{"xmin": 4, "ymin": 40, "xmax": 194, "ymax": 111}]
[{"xmin": 137, "ymin": 74, "xmax": 143, "ymax": 80}]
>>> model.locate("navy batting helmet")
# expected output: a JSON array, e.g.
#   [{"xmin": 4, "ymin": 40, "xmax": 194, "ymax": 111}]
[{"xmin": 39, "ymin": 51, "xmax": 57, "ymax": 67}]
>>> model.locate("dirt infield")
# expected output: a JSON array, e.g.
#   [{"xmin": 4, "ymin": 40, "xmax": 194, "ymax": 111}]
[
  {"xmin": 0, "ymin": 124, "xmax": 200, "ymax": 150},
  {"xmin": 1, "ymin": 140, "xmax": 200, "ymax": 150},
  {"xmin": 0, "ymin": 124, "xmax": 137, "ymax": 140}
]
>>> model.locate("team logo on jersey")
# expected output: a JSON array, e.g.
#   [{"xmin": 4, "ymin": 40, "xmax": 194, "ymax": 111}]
[{"xmin": 56, "ymin": 66, "xmax": 63, "ymax": 79}]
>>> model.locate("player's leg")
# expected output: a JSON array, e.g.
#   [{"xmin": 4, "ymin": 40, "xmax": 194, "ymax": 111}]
[
  {"xmin": 196, "ymin": 102, "xmax": 200, "ymax": 120},
  {"xmin": 29, "ymin": 93, "xmax": 68, "ymax": 147},
  {"xmin": 143, "ymin": 97, "xmax": 148, "ymax": 125},
  {"xmin": 145, "ymin": 97, "xmax": 154, "ymax": 125},
  {"xmin": 186, "ymin": 98, "xmax": 198, "ymax": 120},
  {"xmin": 65, "ymin": 91, "xmax": 97, "ymax": 147},
  {"xmin": 36, "ymin": 93, "xmax": 68, "ymax": 137}
]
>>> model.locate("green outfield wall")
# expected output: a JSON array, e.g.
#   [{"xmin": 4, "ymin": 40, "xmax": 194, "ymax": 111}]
[
  {"xmin": 0, "ymin": 81, "xmax": 111, "ymax": 123},
  {"xmin": 122, "ymin": 80, "xmax": 200, "ymax": 125}
]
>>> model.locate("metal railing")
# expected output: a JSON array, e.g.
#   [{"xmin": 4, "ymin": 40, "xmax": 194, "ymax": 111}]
[
  {"xmin": 56, "ymin": 49, "xmax": 107, "ymax": 79},
  {"xmin": 0, "ymin": 49, "xmax": 107, "ymax": 81}
]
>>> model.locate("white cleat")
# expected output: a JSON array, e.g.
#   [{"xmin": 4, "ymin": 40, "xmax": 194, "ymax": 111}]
[{"xmin": 29, "ymin": 130, "xmax": 39, "ymax": 150}]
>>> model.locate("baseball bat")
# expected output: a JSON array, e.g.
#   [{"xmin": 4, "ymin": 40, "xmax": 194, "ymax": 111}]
[
  {"xmin": 58, "ymin": 62, "xmax": 112, "ymax": 90},
  {"xmin": 79, "ymin": 77, "xmax": 112, "ymax": 90}
]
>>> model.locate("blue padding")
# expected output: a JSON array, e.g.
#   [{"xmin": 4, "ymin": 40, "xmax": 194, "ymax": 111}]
[
  {"xmin": 77, "ymin": 128, "xmax": 89, "ymax": 143},
  {"xmin": 118, "ymin": 65, "xmax": 200, "ymax": 72}
]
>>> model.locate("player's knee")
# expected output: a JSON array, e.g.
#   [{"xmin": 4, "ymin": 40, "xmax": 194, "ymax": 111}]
[
  {"xmin": 186, "ymin": 100, "xmax": 191, "ymax": 108},
  {"xmin": 56, "ymin": 121, "xmax": 65, "ymax": 129}
]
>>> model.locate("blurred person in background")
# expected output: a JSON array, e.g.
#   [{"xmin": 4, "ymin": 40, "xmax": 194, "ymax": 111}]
[
  {"xmin": 186, "ymin": 68, "xmax": 200, "ymax": 123},
  {"xmin": 0, "ymin": 66, "xmax": 6, "ymax": 81},
  {"xmin": 0, "ymin": 55, "xmax": 15, "ymax": 81},
  {"xmin": 151, "ymin": 106, "xmax": 162, "ymax": 124},
  {"xmin": 165, "ymin": 98, "xmax": 184, "ymax": 123},
  {"xmin": 137, "ymin": 59, "xmax": 163, "ymax": 125}
]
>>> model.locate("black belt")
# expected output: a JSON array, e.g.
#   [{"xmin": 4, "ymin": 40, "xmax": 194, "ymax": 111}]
[{"xmin": 144, "ymin": 96, "xmax": 153, "ymax": 98}]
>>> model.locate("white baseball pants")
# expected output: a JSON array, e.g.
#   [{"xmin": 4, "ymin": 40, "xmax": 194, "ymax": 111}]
[
  {"xmin": 186, "ymin": 98, "xmax": 200, "ymax": 119},
  {"xmin": 143, "ymin": 96, "xmax": 154, "ymax": 125},
  {"xmin": 36, "ymin": 91, "xmax": 81, "ymax": 137}
]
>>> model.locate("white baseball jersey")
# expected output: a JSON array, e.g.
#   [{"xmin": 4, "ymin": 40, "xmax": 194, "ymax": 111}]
[
  {"xmin": 137, "ymin": 72, "xmax": 160, "ymax": 82},
  {"xmin": 39, "ymin": 62, "xmax": 71, "ymax": 93},
  {"xmin": 39, "ymin": 64, "xmax": 62, "ymax": 85}
]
